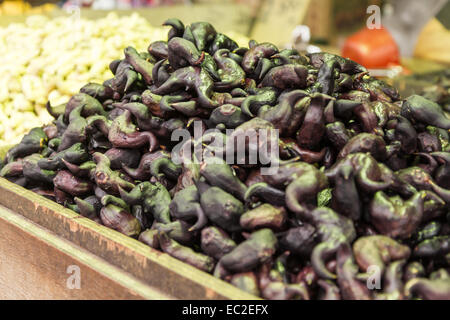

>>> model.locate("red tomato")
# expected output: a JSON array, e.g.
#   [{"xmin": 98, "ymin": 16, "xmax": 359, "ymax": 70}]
[{"xmin": 342, "ymin": 26, "xmax": 400, "ymax": 69}]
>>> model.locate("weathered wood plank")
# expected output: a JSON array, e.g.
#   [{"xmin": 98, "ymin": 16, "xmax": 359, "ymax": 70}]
[
  {"xmin": 0, "ymin": 177, "xmax": 258, "ymax": 300},
  {"xmin": 0, "ymin": 205, "xmax": 171, "ymax": 299}
]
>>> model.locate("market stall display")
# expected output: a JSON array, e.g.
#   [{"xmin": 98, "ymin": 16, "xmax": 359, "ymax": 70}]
[
  {"xmin": 1, "ymin": 18, "xmax": 450, "ymax": 300},
  {"xmin": 0, "ymin": 0, "xmax": 56, "ymax": 15}
]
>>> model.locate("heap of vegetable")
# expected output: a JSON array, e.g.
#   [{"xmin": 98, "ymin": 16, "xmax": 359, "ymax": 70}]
[{"xmin": 1, "ymin": 18, "xmax": 450, "ymax": 300}]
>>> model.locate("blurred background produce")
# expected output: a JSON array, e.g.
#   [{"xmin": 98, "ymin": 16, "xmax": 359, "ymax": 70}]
[{"xmin": 0, "ymin": 0, "xmax": 56, "ymax": 15}]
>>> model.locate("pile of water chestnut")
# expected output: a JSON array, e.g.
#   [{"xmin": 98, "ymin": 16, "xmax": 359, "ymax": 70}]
[{"xmin": 1, "ymin": 18, "xmax": 450, "ymax": 300}]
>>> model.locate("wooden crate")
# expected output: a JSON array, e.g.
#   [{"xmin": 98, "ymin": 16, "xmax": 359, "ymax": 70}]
[{"xmin": 0, "ymin": 177, "xmax": 258, "ymax": 300}]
